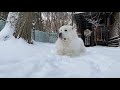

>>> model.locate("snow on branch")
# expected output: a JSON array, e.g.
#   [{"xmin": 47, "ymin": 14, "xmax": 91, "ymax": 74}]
[
  {"xmin": 85, "ymin": 12, "xmax": 102, "ymax": 27},
  {"xmin": 0, "ymin": 12, "xmax": 19, "ymax": 41}
]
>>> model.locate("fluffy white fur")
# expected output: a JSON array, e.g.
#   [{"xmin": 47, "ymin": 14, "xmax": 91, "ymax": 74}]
[{"xmin": 55, "ymin": 25, "xmax": 85, "ymax": 57}]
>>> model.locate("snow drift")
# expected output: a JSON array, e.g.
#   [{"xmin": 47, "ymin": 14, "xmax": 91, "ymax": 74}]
[{"xmin": 0, "ymin": 36, "xmax": 120, "ymax": 78}]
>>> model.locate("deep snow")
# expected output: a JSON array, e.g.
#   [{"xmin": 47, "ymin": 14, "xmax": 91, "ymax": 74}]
[{"xmin": 0, "ymin": 37, "xmax": 120, "ymax": 78}]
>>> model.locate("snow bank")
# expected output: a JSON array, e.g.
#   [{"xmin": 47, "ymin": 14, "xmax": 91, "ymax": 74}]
[{"xmin": 0, "ymin": 37, "xmax": 120, "ymax": 78}]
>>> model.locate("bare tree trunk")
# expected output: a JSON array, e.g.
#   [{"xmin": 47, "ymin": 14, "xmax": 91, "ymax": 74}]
[
  {"xmin": 71, "ymin": 12, "xmax": 74, "ymax": 26},
  {"xmin": 39, "ymin": 12, "xmax": 43, "ymax": 31},
  {"xmin": 0, "ymin": 12, "xmax": 9, "ymax": 20},
  {"xmin": 13, "ymin": 12, "xmax": 33, "ymax": 44},
  {"xmin": 33, "ymin": 12, "xmax": 43, "ymax": 31},
  {"xmin": 118, "ymin": 12, "xmax": 120, "ymax": 46}
]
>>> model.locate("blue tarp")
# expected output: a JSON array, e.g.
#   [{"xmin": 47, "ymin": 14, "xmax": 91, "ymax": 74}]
[
  {"xmin": 49, "ymin": 33, "xmax": 58, "ymax": 43},
  {"xmin": 0, "ymin": 20, "xmax": 6, "ymax": 31},
  {"xmin": 32, "ymin": 30, "xmax": 58, "ymax": 43}
]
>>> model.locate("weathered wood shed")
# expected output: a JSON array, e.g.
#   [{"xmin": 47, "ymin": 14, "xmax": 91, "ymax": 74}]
[{"xmin": 73, "ymin": 12, "xmax": 120, "ymax": 47}]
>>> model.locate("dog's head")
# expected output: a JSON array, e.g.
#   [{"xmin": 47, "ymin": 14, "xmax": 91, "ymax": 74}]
[{"xmin": 58, "ymin": 25, "xmax": 77, "ymax": 41}]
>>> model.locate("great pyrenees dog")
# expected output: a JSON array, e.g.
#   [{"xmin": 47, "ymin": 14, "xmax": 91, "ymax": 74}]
[{"xmin": 55, "ymin": 25, "xmax": 85, "ymax": 57}]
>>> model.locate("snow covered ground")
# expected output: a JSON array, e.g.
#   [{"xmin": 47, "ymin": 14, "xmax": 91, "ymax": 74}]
[{"xmin": 0, "ymin": 37, "xmax": 120, "ymax": 78}]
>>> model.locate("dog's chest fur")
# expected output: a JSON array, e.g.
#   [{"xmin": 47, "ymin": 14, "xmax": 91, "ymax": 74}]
[{"xmin": 60, "ymin": 40, "xmax": 75, "ymax": 55}]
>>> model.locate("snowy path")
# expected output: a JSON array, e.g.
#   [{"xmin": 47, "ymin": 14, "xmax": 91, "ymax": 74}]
[{"xmin": 0, "ymin": 38, "xmax": 120, "ymax": 78}]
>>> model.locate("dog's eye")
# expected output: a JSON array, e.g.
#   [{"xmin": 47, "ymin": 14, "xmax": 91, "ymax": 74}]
[{"xmin": 65, "ymin": 30, "xmax": 67, "ymax": 32}]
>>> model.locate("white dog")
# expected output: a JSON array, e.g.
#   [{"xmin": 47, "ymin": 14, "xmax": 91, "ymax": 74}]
[{"xmin": 55, "ymin": 25, "xmax": 85, "ymax": 57}]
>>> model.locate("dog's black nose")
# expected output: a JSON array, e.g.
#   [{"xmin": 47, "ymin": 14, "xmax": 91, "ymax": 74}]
[{"xmin": 59, "ymin": 33, "xmax": 62, "ymax": 38}]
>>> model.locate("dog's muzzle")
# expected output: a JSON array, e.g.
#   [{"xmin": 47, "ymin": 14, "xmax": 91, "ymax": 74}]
[{"xmin": 59, "ymin": 33, "xmax": 62, "ymax": 38}]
